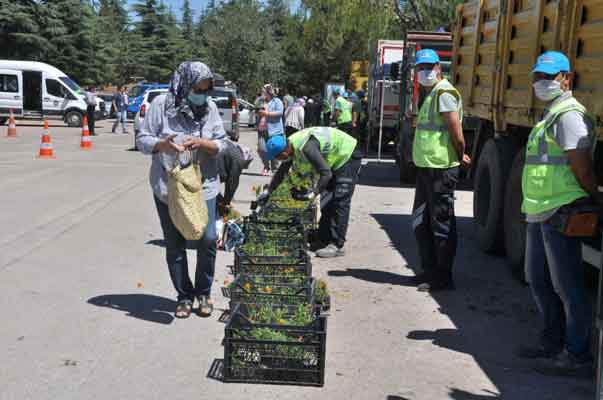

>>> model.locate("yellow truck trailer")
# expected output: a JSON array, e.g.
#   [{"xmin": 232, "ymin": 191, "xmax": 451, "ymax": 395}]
[{"xmin": 452, "ymin": 0, "xmax": 603, "ymax": 275}]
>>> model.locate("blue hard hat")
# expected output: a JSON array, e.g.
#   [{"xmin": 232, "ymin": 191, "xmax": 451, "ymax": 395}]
[
  {"xmin": 532, "ymin": 51, "xmax": 570, "ymax": 75},
  {"xmin": 265, "ymin": 135, "xmax": 287, "ymax": 160},
  {"xmin": 416, "ymin": 49, "xmax": 440, "ymax": 65}
]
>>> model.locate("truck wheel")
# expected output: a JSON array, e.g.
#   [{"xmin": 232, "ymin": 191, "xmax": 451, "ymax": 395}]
[
  {"xmin": 504, "ymin": 149, "xmax": 527, "ymax": 281},
  {"xmin": 65, "ymin": 111, "xmax": 83, "ymax": 127},
  {"xmin": 473, "ymin": 138, "xmax": 515, "ymax": 253}
]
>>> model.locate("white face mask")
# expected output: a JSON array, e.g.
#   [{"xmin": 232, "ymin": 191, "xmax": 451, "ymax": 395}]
[
  {"xmin": 533, "ymin": 79, "xmax": 563, "ymax": 102},
  {"xmin": 418, "ymin": 69, "xmax": 438, "ymax": 87}
]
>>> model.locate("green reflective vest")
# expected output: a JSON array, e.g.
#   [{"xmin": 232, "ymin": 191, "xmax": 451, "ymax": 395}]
[
  {"xmin": 289, "ymin": 127, "xmax": 357, "ymax": 182},
  {"xmin": 335, "ymin": 97, "xmax": 353, "ymax": 125},
  {"xmin": 521, "ymin": 96, "xmax": 591, "ymax": 215},
  {"xmin": 412, "ymin": 79, "xmax": 463, "ymax": 168}
]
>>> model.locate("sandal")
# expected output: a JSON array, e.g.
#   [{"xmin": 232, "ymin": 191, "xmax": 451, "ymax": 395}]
[
  {"xmin": 175, "ymin": 300, "xmax": 193, "ymax": 319},
  {"xmin": 197, "ymin": 295, "xmax": 214, "ymax": 317}
]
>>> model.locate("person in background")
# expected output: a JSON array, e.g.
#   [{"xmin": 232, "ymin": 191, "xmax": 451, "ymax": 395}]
[
  {"xmin": 350, "ymin": 91, "xmax": 363, "ymax": 149},
  {"xmin": 283, "ymin": 91, "xmax": 294, "ymax": 112},
  {"xmin": 112, "ymin": 86, "xmax": 129, "ymax": 134},
  {"xmin": 136, "ymin": 61, "xmax": 226, "ymax": 319},
  {"xmin": 284, "ymin": 98, "xmax": 305, "ymax": 137},
  {"xmin": 216, "ymin": 138, "xmax": 253, "ymax": 213},
  {"xmin": 259, "ymin": 127, "xmax": 361, "ymax": 258},
  {"xmin": 519, "ymin": 51, "xmax": 597, "ymax": 376},
  {"xmin": 334, "ymin": 89, "xmax": 353, "ymax": 135},
  {"xmin": 321, "ymin": 96, "xmax": 332, "ymax": 126},
  {"xmin": 411, "ymin": 49, "xmax": 470, "ymax": 292},
  {"xmin": 257, "ymin": 84, "xmax": 284, "ymax": 175},
  {"xmin": 85, "ymin": 86, "xmax": 97, "ymax": 136}
]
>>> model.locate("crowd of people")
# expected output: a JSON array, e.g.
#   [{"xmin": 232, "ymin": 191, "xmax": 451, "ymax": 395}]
[{"xmin": 253, "ymin": 86, "xmax": 368, "ymax": 175}]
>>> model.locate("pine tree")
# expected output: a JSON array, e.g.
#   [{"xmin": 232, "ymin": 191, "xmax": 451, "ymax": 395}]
[
  {"xmin": 38, "ymin": 0, "xmax": 98, "ymax": 85},
  {"xmin": 0, "ymin": 0, "xmax": 48, "ymax": 59}
]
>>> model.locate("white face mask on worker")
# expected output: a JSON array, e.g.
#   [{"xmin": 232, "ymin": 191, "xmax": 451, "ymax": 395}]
[
  {"xmin": 533, "ymin": 80, "xmax": 562, "ymax": 102},
  {"xmin": 418, "ymin": 69, "xmax": 438, "ymax": 87}
]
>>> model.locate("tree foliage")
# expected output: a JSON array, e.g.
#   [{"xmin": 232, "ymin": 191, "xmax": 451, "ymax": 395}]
[{"xmin": 0, "ymin": 0, "xmax": 461, "ymax": 97}]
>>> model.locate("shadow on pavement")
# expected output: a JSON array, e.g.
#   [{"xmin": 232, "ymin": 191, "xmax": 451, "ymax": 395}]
[
  {"xmin": 145, "ymin": 239, "xmax": 202, "ymax": 250},
  {"xmin": 328, "ymin": 268, "xmax": 416, "ymax": 286},
  {"xmin": 88, "ymin": 293, "xmax": 176, "ymax": 325},
  {"xmin": 358, "ymin": 161, "xmax": 413, "ymax": 189},
  {"xmin": 370, "ymin": 211, "xmax": 594, "ymax": 398}
]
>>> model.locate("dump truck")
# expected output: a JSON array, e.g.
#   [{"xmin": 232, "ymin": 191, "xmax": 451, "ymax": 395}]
[
  {"xmin": 395, "ymin": 31, "xmax": 454, "ymax": 182},
  {"xmin": 451, "ymin": 0, "xmax": 603, "ymax": 276}
]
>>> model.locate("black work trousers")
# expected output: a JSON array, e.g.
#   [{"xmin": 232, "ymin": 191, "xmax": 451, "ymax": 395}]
[
  {"xmin": 87, "ymin": 106, "xmax": 95, "ymax": 135},
  {"xmin": 412, "ymin": 166, "xmax": 459, "ymax": 283},
  {"xmin": 318, "ymin": 152, "xmax": 362, "ymax": 248}
]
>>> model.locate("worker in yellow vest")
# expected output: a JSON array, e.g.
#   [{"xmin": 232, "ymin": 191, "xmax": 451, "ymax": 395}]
[
  {"xmin": 411, "ymin": 49, "xmax": 471, "ymax": 292},
  {"xmin": 519, "ymin": 51, "xmax": 598, "ymax": 375},
  {"xmin": 334, "ymin": 89, "xmax": 353, "ymax": 135},
  {"xmin": 260, "ymin": 127, "xmax": 361, "ymax": 258}
]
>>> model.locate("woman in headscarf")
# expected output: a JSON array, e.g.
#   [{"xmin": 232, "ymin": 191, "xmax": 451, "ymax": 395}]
[
  {"xmin": 284, "ymin": 97, "xmax": 305, "ymax": 137},
  {"xmin": 137, "ymin": 61, "xmax": 226, "ymax": 319}
]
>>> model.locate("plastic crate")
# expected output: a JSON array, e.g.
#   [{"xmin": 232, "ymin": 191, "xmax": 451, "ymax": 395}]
[
  {"xmin": 243, "ymin": 217, "xmax": 308, "ymax": 244},
  {"xmin": 256, "ymin": 202, "xmax": 317, "ymax": 228},
  {"xmin": 222, "ymin": 275, "xmax": 316, "ymax": 309},
  {"xmin": 232, "ymin": 249, "xmax": 311, "ymax": 277},
  {"xmin": 223, "ymin": 303, "xmax": 327, "ymax": 386}
]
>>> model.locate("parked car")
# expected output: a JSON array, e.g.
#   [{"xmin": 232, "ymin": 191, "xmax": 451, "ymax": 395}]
[
  {"xmin": 208, "ymin": 86, "xmax": 239, "ymax": 140},
  {"xmin": 133, "ymin": 88, "xmax": 169, "ymax": 150},
  {"xmin": 97, "ymin": 94, "xmax": 115, "ymax": 118},
  {"xmin": 0, "ymin": 60, "xmax": 105, "ymax": 127},
  {"xmin": 237, "ymin": 98, "xmax": 256, "ymax": 127},
  {"xmin": 127, "ymin": 82, "xmax": 169, "ymax": 118}
]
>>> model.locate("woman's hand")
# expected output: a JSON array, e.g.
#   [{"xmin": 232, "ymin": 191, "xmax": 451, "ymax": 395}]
[
  {"xmin": 154, "ymin": 134, "xmax": 184, "ymax": 153},
  {"xmin": 183, "ymin": 137, "xmax": 206, "ymax": 150},
  {"xmin": 183, "ymin": 137, "xmax": 219, "ymax": 155}
]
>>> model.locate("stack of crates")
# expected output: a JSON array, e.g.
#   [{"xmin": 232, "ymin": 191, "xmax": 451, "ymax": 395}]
[{"xmin": 221, "ymin": 186, "xmax": 329, "ymax": 386}]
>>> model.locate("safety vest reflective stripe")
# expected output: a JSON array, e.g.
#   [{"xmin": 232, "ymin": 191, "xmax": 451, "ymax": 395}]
[{"xmin": 525, "ymin": 155, "xmax": 568, "ymax": 165}]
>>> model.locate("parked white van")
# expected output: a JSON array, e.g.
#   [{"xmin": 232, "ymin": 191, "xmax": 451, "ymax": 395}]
[{"xmin": 0, "ymin": 60, "xmax": 105, "ymax": 127}]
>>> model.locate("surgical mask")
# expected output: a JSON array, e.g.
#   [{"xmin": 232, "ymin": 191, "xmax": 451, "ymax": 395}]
[
  {"xmin": 418, "ymin": 69, "xmax": 438, "ymax": 87},
  {"xmin": 533, "ymin": 80, "xmax": 562, "ymax": 102},
  {"xmin": 187, "ymin": 92, "xmax": 208, "ymax": 106}
]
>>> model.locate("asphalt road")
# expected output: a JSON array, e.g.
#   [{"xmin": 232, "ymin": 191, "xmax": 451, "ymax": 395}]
[{"xmin": 0, "ymin": 120, "xmax": 595, "ymax": 399}]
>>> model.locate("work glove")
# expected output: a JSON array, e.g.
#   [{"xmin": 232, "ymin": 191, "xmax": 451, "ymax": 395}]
[
  {"xmin": 291, "ymin": 188, "xmax": 316, "ymax": 202},
  {"xmin": 257, "ymin": 189, "xmax": 271, "ymax": 206}
]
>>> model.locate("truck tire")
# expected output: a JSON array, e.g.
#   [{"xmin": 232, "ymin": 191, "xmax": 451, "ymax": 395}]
[
  {"xmin": 65, "ymin": 110, "xmax": 83, "ymax": 127},
  {"xmin": 504, "ymin": 149, "xmax": 527, "ymax": 281},
  {"xmin": 473, "ymin": 137, "xmax": 515, "ymax": 253}
]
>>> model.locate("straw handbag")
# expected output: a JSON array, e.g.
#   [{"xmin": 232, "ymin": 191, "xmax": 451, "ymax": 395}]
[{"xmin": 167, "ymin": 151, "xmax": 208, "ymax": 240}]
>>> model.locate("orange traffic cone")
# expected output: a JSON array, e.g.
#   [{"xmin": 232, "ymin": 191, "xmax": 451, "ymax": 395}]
[
  {"xmin": 80, "ymin": 116, "xmax": 92, "ymax": 150},
  {"xmin": 6, "ymin": 109, "xmax": 16, "ymax": 138},
  {"xmin": 37, "ymin": 121, "xmax": 56, "ymax": 159}
]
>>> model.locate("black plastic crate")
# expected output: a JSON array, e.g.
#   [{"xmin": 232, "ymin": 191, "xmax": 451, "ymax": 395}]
[
  {"xmin": 243, "ymin": 217, "xmax": 308, "ymax": 244},
  {"xmin": 232, "ymin": 250, "xmax": 311, "ymax": 277},
  {"xmin": 256, "ymin": 202, "xmax": 317, "ymax": 228},
  {"xmin": 222, "ymin": 275, "xmax": 316, "ymax": 309},
  {"xmin": 223, "ymin": 303, "xmax": 327, "ymax": 386}
]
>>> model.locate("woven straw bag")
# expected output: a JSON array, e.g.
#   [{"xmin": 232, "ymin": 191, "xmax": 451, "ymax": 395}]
[{"xmin": 167, "ymin": 152, "xmax": 208, "ymax": 240}]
